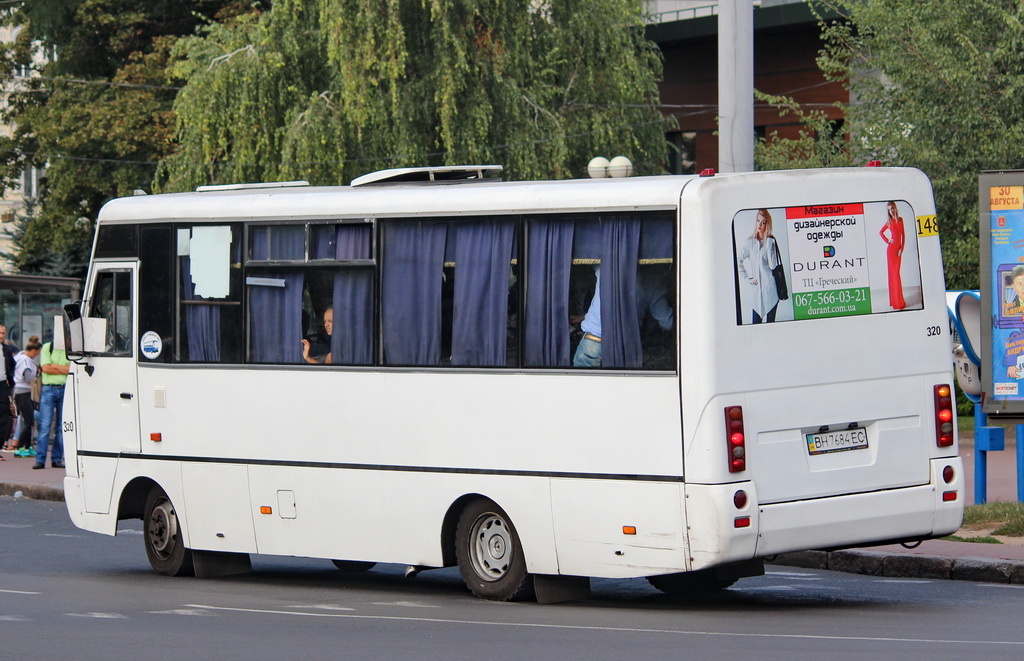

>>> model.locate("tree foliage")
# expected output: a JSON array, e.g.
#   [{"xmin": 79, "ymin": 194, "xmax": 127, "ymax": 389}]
[
  {"xmin": 796, "ymin": 0, "xmax": 1024, "ymax": 289},
  {"xmin": 0, "ymin": 0, "xmax": 267, "ymax": 276},
  {"xmin": 753, "ymin": 90, "xmax": 853, "ymax": 172},
  {"xmin": 157, "ymin": 0, "xmax": 671, "ymax": 190}
]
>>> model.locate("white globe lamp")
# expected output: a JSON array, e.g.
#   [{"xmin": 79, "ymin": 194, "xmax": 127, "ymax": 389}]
[
  {"xmin": 607, "ymin": 155, "xmax": 633, "ymax": 178},
  {"xmin": 587, "ymin": 156, "xmax": 610, "ymax": 178}
]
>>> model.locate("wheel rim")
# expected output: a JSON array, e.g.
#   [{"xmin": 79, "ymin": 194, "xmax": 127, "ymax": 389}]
[
  {"xmin": 147, "ymin": 498, "xmax": 178, "ymax": 560},
  {"xmin": 469, "ymin": 513, "xmax": 513, "ymax": 582}
]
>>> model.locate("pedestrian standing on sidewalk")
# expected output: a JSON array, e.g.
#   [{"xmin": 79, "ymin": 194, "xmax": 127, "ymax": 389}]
[
  {"xmin": 35, "ymin": 338, "xmax": 69, "ymax": 470},
  {"xmin": 12, "ymin": 336, "xmax": 42, "ymax": 457},
  {"xmin": 0, "ymin": 325, "xmax": 16, "ymax": 462}
]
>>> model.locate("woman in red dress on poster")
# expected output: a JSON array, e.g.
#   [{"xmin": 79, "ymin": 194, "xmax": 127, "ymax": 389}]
[{"xmin": 879, "ymin": 201, "xmax": 906, "ymax": 310}]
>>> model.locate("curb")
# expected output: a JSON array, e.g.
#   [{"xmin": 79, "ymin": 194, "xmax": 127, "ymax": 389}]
[
  {"xmin": 0, "ymin": 482, "xmax": 65, "ymax": 502},
  {"xmin": 775, "ymin": 549, "xmax": 1024, "ymax": 585}
]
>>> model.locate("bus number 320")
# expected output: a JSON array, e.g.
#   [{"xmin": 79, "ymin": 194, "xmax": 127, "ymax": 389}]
[
  {"xmin": 926, "ymin": 325, "xmax": 942, "ymax": 337},
  {"xmin": 63, "ymin": 421, "xmax": 74, "ymax": 433}
]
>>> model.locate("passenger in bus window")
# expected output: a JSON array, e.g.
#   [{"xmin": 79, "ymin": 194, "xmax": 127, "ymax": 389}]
[
  {"xmin": 737, "ymin": 208, "xmax": 781, "ymax": 324},
  {"xmin": 301, "ymin": 307, "xmax": 333, "ymax": 364},
  {"xmin": 572, "ymin": 265, "xmax": 673, "ymax": 368}
]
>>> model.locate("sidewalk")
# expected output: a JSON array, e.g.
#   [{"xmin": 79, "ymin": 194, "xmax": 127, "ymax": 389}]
[{"xmin": 2, "ymin": 439, "xmax": 1023, "ymax": 584}]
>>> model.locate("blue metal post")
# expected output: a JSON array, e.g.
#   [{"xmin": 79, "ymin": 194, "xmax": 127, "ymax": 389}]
[
  {"xmin": 976, "ymin": 403, "xmax": 988, "ymax": 505},
  {"xmin": 1018, "ymin": 424, "xmax": 1024, "ymax": 502}
]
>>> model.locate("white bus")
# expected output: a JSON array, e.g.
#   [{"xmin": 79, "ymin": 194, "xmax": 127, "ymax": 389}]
[{"xmin": 60, "ymin": 165, "xmax": 963, "ymax": 602}]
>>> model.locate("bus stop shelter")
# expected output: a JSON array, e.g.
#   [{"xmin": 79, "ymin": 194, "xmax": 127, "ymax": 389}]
[{"xmin": 0, "ymin": 274, "xmax": 81, "ymax": 348}]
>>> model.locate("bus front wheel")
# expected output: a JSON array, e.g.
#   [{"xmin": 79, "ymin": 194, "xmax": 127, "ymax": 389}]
[
  {"xmin": 455, "ymin": 499, "xmax": 534, "ymax": 601},
  {"xmin": 143, "ymin": 487, "xmax": 194, "ymax": 577}
]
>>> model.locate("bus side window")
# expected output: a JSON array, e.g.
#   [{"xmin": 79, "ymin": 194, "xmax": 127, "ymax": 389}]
[
  {"xmin": 88, "ymin": 270, "xmax": 133, "ymax": 357},
  {"xmin": 247, "ymin": 223, "xmax": 374, "ymax": 366},
  {"xmin": 524, "ymin": 212, "xmax": 675, "ymax": 371},
  {"xmin": 178, "ymin": 224, "xmax": 243, "ymax": 363}
]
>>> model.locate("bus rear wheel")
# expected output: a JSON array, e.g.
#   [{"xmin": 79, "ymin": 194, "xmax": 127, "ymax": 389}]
[
  {"xmin": 143, "ymin": 487, "xmax": 194, "ymax": 577},
  {"xmin": 455, "ymin": 499, "xmax": 534, "ymax": 601}
]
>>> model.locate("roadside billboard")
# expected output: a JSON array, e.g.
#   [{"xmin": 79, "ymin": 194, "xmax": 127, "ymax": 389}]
[{"xmin": 980, "ymin": 170, "xmax": 1024, "ymax": 416}]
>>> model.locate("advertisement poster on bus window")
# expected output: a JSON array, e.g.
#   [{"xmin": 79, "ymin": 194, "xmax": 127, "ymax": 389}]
[
  {"xmin": 986, "ymin": 184, "xmax": 1024, "ymax": 401},
  {"xmin": 732, "ymin": 201, "xmax": 924, "ymax": 325}
]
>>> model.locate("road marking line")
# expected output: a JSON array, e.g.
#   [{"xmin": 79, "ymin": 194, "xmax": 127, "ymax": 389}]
[
  {"xmin": 147, "ymin": 608, "xmax": 216, "ymax": 616},
  {"xmin": 0, "ymin": 589, "xmax": 41, "ymax": 595},
  {"xmin": 67, "ymin": 612, "xmax": 129, "ymax": 619},
  {"xmin": 371, "ymin": 601, "xmax": 439, "ymax": 608},
  {"xmin": 183, "ymin": 603, "xmax": 1024, "ymax": 646}
]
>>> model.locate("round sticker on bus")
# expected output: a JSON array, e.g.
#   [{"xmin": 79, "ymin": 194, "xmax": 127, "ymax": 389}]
[{"xmin": 140, "ymin": 331, "xmax": 162, "ymax": 360}]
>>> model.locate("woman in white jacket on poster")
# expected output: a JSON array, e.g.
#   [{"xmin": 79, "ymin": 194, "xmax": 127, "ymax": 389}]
[{"xmin": 737, "ymin": 208, "xmax": 781, "ymax": 323}]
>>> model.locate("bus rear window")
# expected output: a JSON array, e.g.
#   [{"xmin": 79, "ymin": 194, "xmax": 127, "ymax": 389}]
[{"xmin": 731, "ymin": 201, "xmax": 923, "ymax": 325}]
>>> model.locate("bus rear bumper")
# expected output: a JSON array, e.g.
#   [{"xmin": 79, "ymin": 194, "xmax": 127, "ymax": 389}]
[{"xmin": 754, "ymin": 457, "xmax": 964, "ymax": 557}]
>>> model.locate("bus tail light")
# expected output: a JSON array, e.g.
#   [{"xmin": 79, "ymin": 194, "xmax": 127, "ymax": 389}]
[
  {"xmin": 734, "ymin": 517, "xmax": 751, "ymax": 528},
  {"xmin": 725, "ymin": 406, "xmax": 746, "ymax": 472},
  {"xmin": 933, "ymin": 384, "xmax": 954, "ymax": 447}
]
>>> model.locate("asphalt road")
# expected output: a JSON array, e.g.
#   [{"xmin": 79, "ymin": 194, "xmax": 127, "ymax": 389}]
[{"xmin": 2, "ymin": 497, "xmax": 1024, "ymax": 661}]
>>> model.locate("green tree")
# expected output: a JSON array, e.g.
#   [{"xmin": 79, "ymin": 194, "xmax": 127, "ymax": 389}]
[
  {"xmin": 0, "ymin": 1, "xmax": 268, "ymax": 277},
  {"xmin": 157, "ymin": 0, "xmax": 672, "ymax": 190},
  {"xmin": 802, "ymin": 0, "xmax": 1024, "ymax": 290},
  {"xmin": 753, "ymin": 90, "xmax": 852, "ymax": 171}
]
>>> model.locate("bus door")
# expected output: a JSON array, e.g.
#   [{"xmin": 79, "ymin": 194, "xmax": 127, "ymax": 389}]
[{"xmin": 78, "ymin": 262, "xmax": 141, "ymax": 512}]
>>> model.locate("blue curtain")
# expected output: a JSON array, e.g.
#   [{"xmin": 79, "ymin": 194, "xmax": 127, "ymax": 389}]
[
  {"xmin": 331, "ymin": 223, "xmax": 374, "ymax": 365},
  {"xmin": 599, "ymin": 217, "xmax": 642, "ymax": 368},
  {"xmin": 525, "ymin": 220, "xmax": 574, "ymax": 367},
  {"xmin": 451, "ymin": 220, "xmax": 515, "ymax": 366},
  {"xmin": 251, "ymin": 225, "xmax": 305, "ymax": 260},
  {"xmin": 249, "ymin": 271, "xmax": 304, "ymax": 363},
  {"xmin": 382, "ymin": 222, "xmax": 447, "ymax": 365},
  {"xmin": 336, "ymin": 224, "xmax": 372, "ymax": 259},
  {"xmin": 180, "ymin": 256, "xmax": 221, "ymax": 362},
  {"xmin": 639, "ymin": 216, "xmax": 674, "ymax": 260},
  {"xmin": 312, "ymin": 224, "xmax": 372, "ymax": 260}
]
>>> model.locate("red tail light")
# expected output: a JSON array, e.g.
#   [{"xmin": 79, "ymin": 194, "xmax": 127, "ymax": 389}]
[
  {"xmin": 933, "ymin": 384, "xmax": 954, "ymax": 447},
  {"xmin": 725, "ymin": 406, "xmax": 746, "ymax": 472}
]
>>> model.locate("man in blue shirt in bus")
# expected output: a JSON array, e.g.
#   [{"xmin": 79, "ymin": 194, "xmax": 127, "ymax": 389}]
[
  {"xmin": 572, "ymin": 266, "xmax": 674, "ymax": 368},
  {"xmin": 34, "ymin": 339, "xmax": 69, "ymax": 469}
]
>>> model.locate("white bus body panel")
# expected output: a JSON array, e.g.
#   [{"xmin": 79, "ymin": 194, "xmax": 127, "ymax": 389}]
[{"xmin": 133, "ymin": 366, "xmax": 683, "ymax": 573}]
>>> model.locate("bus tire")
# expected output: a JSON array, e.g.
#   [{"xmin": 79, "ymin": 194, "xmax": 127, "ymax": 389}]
[
  {"xmin": 646, "ymin": 569, "xmax": 735, "ymax": 597},
  {"xmin": 455, "ymin": 499, "xmax": 534, "ymax": 601},
  {"xmin": 143, "ymin": 487, "xmax": 194, "ymax": 577},
  {"xmin": 331, "ymin": 560, "xmax": 376, "ymax": 572}
]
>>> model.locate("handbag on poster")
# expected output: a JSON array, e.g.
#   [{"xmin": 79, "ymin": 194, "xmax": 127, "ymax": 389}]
[{"xmin": 770, "ymin": 237, "xmax": 789, "ymax": 300}]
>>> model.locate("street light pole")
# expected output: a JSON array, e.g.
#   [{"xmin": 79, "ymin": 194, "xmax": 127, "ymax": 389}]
[{"xmin": 718, "ymin": 0, "xmax": 754, "ymax": 173}]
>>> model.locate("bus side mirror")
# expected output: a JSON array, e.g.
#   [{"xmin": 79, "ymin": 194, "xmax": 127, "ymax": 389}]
[
  {"xmin": 62, "ymin": 303, "xmax": 108, "ymax": 356},
  {"xmin": 62, "ymin": 304, "xmax": 84, "ymax": 357}
]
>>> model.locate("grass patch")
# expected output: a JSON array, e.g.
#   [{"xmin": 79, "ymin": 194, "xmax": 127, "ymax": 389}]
[
  {"xmin": 962, "ymin": 501, "xmax": 1024, "ymax": 536},
  {"xmin": 940, "ymin": 534, "xmax": 1003, "ymax": 544}
]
